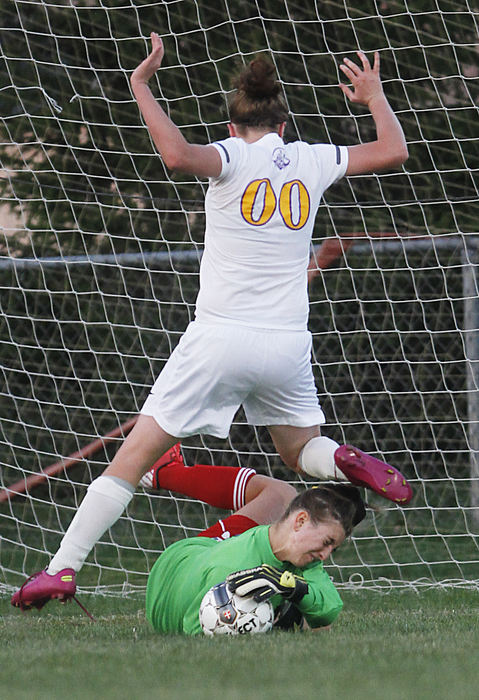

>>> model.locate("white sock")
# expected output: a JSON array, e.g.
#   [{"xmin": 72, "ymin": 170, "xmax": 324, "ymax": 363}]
[
  {"xmin": 298, "ymin": 436, "xmax": 347, "ymax": 481},
  {"xmin": 47, "ymin": 476, "xmax": 134, "ymax": 575}
]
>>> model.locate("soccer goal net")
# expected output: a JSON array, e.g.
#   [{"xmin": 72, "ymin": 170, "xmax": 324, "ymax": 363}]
[{"xmin": 1, "ymin": 1, "xmax": 478, "ymax": 596}]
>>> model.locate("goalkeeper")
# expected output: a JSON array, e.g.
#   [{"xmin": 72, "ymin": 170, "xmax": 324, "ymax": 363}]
[{"xmin": 143, "ymin": 455, "xmax": 365, "ymax": 635}]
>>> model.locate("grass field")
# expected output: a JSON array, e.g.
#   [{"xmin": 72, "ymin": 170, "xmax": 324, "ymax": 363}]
[{"xmin": 1, "ymin": 588, "xmax": 478, "ymax": 700}]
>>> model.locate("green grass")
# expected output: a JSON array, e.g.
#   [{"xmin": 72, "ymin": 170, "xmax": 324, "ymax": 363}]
[{"xmin": 1, "ymin": 589, "xmax": 478, "ymax": 700}]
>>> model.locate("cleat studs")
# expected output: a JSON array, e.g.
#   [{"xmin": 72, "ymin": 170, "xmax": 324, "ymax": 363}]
[
  {"xmin": 381, "ymin": 487, "xmax": 387, "ymax": 492},
  {"xmin": 387, "ymin": 469, "xmax": 395, "ymax": 474},
  {"xmin": 386, "ymin": 479, "xmax": 391, "ymax": 485}
]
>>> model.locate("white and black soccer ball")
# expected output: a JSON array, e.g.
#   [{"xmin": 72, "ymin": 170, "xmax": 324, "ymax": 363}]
[{"xmin": 199, "ymin": 581, "xmax": 273, "ymax": 636}]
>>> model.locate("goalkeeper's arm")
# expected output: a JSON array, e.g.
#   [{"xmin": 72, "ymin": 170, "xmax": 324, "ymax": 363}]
[{"xmin": 226, "ymin": 565, "xmax": 308, "ymax": 604}]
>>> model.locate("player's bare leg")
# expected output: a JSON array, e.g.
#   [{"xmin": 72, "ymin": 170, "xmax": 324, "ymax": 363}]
[
  {"xmin": 237, "ymin": 475, "xmax": 297, "ymax": 525},
  {"xmin": 268, "ymin": 424, "xmax": 412, "ymax": 504},
  {"xmin": 197, "ymin": 473, "xmax": 297, "ymax": 540},
  {"xmin": 267, "ymin": 424, "xmax": 320, "ymax": 472},
  {"xmin": 11, "ymin": 416, "xmax": 178, "ymax": 614},
  {"xmin": 103, "ymin": 415, "xmax": 178, "ymax": 485}
]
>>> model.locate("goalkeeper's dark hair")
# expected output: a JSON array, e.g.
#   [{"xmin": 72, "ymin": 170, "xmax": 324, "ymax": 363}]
[
  {"xmin": 228, "ymin": 55, "xmax": 289, "ymax": 132},
  {"xmin": 279, "ymin": 484, "xmax": 366, "ymax": 537}
]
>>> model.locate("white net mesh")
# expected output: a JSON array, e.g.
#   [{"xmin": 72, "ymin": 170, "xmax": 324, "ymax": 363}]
[{"xmin": 1, "ymin": 0, "xmax": 479, "ymax": 594}]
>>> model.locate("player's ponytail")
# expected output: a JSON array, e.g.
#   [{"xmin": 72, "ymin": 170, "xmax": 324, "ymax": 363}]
[
  {"xmin": 228, "ymin": 56, "xmax": 289, "ymax": 131},
  {"xmin": 237, "ymin": 57, "xmax": 280, "ymax": 100}
]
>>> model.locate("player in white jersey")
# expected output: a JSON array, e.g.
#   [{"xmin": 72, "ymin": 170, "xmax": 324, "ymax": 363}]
[
  {"xmin": 11, "ymin": 32, "xmax": 411, "ymax": 613},
  {"xmin": 196, "ymin": 136, "xmax": 346, "ymax": 330}
]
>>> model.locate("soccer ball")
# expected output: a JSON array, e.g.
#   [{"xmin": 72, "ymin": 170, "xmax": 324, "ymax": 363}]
[{"xmin": 199, "ymin": 581, "xmax": 274, "ymax": 636}]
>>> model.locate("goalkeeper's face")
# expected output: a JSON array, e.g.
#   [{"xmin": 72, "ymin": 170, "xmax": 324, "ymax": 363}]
[{"xmin": 287, "ymin": 514, "xmax": 346, "ymax": 567}]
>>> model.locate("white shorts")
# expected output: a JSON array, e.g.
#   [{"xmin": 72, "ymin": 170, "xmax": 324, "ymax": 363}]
[{"xmin": 140, "ymin": 321, "xmax": 325, "ymax": 439}]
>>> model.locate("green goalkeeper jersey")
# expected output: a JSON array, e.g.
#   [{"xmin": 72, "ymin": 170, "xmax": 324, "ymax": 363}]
[{"xmin": 146, "ymin": 525, "xmax": 343, "ymax": 635}]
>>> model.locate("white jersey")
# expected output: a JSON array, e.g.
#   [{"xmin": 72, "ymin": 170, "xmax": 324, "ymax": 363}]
[{"xmin": 195, "ymin": 133, "xmax": 348, "ymax": 331}]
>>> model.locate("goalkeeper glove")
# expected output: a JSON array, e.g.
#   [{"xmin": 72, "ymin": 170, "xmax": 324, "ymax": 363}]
[
  {"xmin": 226, "ymin": 564, "xmax": 308, "ymax": 604},
  {"xmin": 274, "ymin": 600, "xmax": 305, "ymax": 632}
]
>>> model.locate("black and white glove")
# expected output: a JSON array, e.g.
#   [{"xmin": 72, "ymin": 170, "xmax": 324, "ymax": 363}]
[{"xmin": 226, "ymin": 564, "xmax": 308, "ymax": 604}]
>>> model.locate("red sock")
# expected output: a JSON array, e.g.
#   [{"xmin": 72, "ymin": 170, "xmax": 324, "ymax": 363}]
[
  {"xmin": 198, "ymin": 514, "xmax": 258, "ymax": 539},
  {"xmin": 155, "ymin": 463, "xmax": 256, "ymax": 511}
]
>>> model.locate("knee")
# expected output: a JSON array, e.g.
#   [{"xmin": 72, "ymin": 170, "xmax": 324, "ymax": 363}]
[
  {"xmin": 246, "ymin": 475, "xmax": 297, "ymax": 509},
  {"xmin": 263, "ymin": 478, "xmax": 297, "ymax": 515},
  {"xmin": 268, "ymin": 479, "xmax": 298, "ymax": 509}
]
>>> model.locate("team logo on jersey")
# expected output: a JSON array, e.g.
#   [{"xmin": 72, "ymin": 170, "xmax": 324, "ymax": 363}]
[{"xmin": 272, "ymin": 147, "xmax": 290, "ymax": 170}]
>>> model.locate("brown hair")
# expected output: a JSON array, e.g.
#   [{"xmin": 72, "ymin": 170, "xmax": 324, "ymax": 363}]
[
  {"xmin": 279, "ymin": 484, "xmax": 366, "ymax": 537},
  {"xmin": 228, "ymin": 56, "xmax": 289, "ymax": 131}
]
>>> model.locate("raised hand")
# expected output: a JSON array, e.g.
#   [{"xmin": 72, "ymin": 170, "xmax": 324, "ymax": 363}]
[
  {"xmin": 131, "ymin": 32, "xmax": 165, "ymax": 85},
  {"xmin": 339, "ymin": 51, "xmax": 384, "ymax": 108}
]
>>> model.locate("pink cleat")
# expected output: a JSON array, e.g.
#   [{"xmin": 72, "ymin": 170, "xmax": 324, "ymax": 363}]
[
  {"xmin": 11, "ymin": 569, "xmax": 94, "ymax": 619},
  {"xmin": 334, "ymin": 445, "xmax": 413, "ymax": 504},
  {"xmin": 140, "ymin": 442, "xmax": 184, "ymax": 490},
  {"xmin": 11, "ymin": 568, "xmax": 76, "ymax": 610}
]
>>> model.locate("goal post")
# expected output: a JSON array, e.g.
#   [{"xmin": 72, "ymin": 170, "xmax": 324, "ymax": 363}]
[{"xmin": 1, "ymin": 1, "xmax": 479, "ymax": 595}]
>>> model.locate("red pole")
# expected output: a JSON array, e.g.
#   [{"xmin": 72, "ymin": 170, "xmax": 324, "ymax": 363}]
[{"xmin": 0, "ymin": 416, "xmax": 138, "ymax": 503}]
